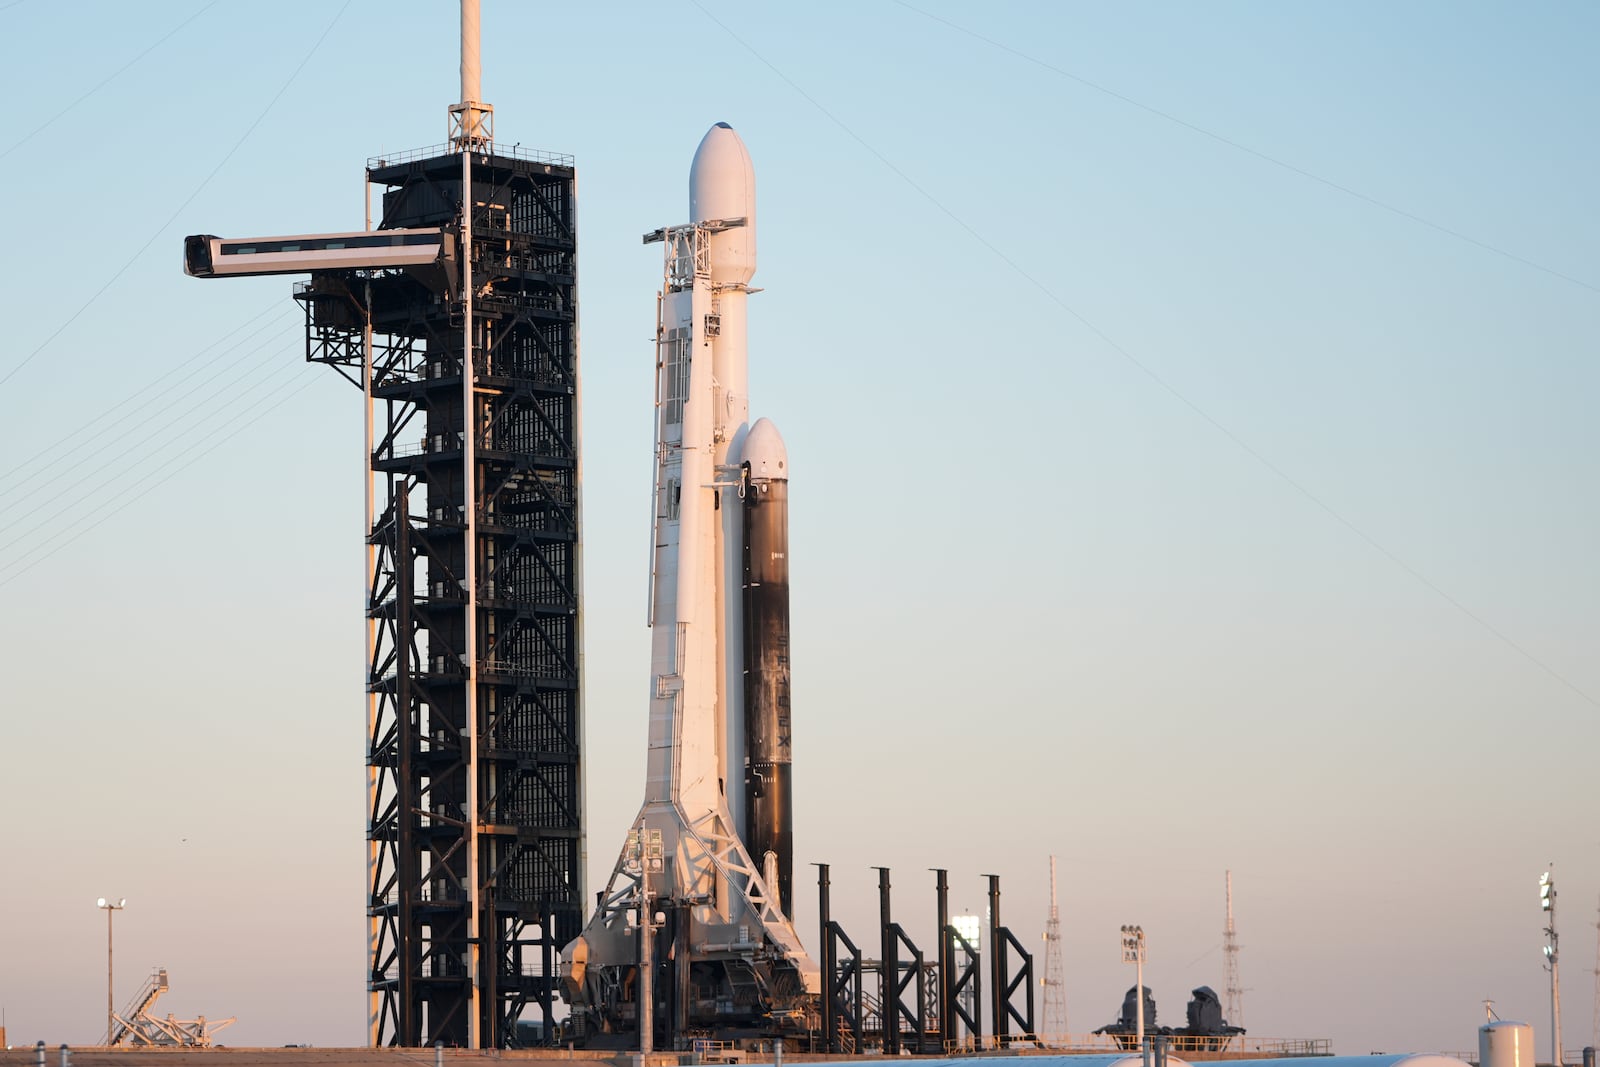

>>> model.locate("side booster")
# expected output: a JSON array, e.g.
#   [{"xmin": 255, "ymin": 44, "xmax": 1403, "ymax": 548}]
[
  {"xmin": 741, "ymin": 418, "xmax": 792, "ymax": 914},
  {"xmin": 563, "ymin": 124, "xmax": 816, "ymax": 1043}
]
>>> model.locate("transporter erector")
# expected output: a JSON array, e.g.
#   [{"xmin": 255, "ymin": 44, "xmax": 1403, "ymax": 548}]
[{"xmin": 562, "ymin": 124, "xmax": 816, "ymax": 1042}]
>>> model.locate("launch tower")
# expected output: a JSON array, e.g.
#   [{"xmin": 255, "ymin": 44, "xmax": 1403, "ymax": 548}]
[
  {"xmin": 306, "ymin": 140, "xmax": 582, "ymax": 1051},
  {"xmin": 186, "ymin": 4, "xmax": 582, "ymax": 1048}
]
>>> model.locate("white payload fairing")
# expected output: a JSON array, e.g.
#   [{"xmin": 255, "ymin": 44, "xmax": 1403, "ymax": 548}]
[{"xmin": 563, "ymin": 124, "xmax": 817, "ymax": 1041}]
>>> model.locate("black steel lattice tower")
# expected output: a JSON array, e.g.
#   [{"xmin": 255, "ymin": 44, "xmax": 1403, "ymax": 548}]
[
  {"xmin": 296, "ymin": 139, "xmax": 583, "ymax": 1048},
  {"xmin": 178, "ymin": 5, "xmax": 583, "ymax": 1049}
]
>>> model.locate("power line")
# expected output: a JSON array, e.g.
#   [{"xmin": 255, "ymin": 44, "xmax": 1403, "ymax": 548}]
[
  {"xmin": 688, "ymin": 0, "xmax": 1598, "ymax": 711},
  {"xmin": 0, "ymin": 304, "xmax": 293, "ymax": 492},
  {"xmin": 0, "ymin": 370, "xmax": 323, "ymax": 589},
  {"xmin": 891, "ymin": 0, "xmax": 1597, "ymax": 296},
  {"xmin": 0, "ymin": 331, "xmax": 299, "ymax": 545},
  {"xmin": 0, "ymin": 1, "xmax": 221, "ymax": 161},
  {"xmin": 0, "ymin": 351, "xmax": 317, "ymax": 572},
  {"xmin": 0, "ymin": 0, "xmax": 354, "ymax": 390}
]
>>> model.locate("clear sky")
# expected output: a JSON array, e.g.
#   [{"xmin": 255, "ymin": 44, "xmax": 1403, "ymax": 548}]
[{"xmin": 0, "ymin": 0, "xmax": 1594, "ymax": 1055}]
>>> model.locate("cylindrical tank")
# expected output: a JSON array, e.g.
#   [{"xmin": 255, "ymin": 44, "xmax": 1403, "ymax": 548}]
[
  {"xmin": 1232, "ymin": 1057, "xmax": 1471, "ymax": 1067},
  {"xmin": 741, "ymin": 417, "xmax": 790, "ymax": 915},
  {"xmin": 873, "ymin": 1055, "xmax": 1193, "ymax": 1067},
  {"xmin": 1481, "ymin": 1022, "xmax": 1535, "ymax": 1067}
]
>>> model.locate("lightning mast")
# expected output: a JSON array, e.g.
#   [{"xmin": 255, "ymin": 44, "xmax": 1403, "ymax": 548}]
[
  {"xmin": 1590, "ymin": 895, "xmax": 1598, "ymax": 1051},
  {"xmin": 1042, "ymin": 856, "xmax": 1068, "ymax": 1045},
  {"xmin": 1541, "ymin": 869, "xmax": 1562, "ymax": 1067},
  {"xmin": 1223, "ymin": 871, "xmax": 1243, "ymax": 1029}
]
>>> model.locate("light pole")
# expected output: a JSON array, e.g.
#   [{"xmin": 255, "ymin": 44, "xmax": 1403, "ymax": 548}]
[
  {"xmin": 1542, "ymin": 871, "xmax": 1562, "ymax": 1067},
  {"xmin": 1121, "ymin": 925, "xmax": 1147, "ymax": 1067},
  {"xmin": 96, "ymin": 898, "xmax": 125, "ymax": 1046},
  {"xmin": 953, "ymin": 914, "xmax": 982, "ymax": 1044}
]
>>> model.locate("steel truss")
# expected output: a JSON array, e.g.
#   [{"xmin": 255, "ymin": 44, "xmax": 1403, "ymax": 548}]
[{"xmin": 297, "ymin": 147, "xmax": 582, "ymax": 1048}]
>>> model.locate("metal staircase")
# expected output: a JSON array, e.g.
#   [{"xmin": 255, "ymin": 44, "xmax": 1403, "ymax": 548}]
[{"xmin": 109, "ymin": 968, "xmax": 235, "ymax": 1047}]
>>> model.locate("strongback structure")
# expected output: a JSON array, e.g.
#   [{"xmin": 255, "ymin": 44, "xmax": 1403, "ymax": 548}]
[{"xmin": 297, "ymin": 140, "xmax": 584, "ymax": 1048}]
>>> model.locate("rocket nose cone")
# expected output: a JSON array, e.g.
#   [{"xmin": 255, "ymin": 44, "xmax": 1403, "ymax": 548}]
[
  {"xmin": 690, "ymin": 123, "xmax": 757, "ymax": 282},
  {"xmin": 742, "ymin": 417, "xmax": 787, "ymax": 480},
  {"xmin": 690, "ymin": 123, "xmax": 754, "ymax": 223}
]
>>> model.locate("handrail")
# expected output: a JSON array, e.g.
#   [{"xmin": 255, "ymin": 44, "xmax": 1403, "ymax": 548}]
[
  {"xmin": 368, "ymin": 143, "xmax": 574, "ymax": 169},
  {"xmin": 938, "ymin": 1032, "xmax": 1332, "ymax": 1056}
]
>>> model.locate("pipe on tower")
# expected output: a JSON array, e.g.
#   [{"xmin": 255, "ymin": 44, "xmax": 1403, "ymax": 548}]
[{"xmin": 460, "ymin": 0, "xmax": 481, "ymax": 105}]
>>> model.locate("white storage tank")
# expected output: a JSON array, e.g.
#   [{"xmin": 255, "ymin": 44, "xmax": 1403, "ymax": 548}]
[
  {"xmin": 1480, "ymin": 1021, "xmax": 1535, "ymax": 1067},
  {"xmin": 1219, "ymin": 1057, "xmax": 1469, "ymax": 1067},
  {"xmin": 856, "ymin": 1057, "xmax": 1192, "ymax": 1067}
]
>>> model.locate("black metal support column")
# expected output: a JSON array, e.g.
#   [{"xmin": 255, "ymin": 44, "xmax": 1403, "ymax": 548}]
[
  {"xmin": 817, "ymin": 864, "xmax": 864, "ymax": 1054},
  {"xmin": 986, "ymin": 874, "xmax": 1035, "ymax": 1046},
  {"xmin": 988, "ymin": 876, "xmax": 1004, "ymax": 1047},
  {"xmin": 876, "ymin": 868, "xmax": 928, "ymax": 1053},
  {"xmin": 817, "ymin": 864, "xmax": 835, "ymax": 1051},
  {"xmin": 934, "ymin": 869, "xmax": 952, "ymax": 1051},
  {"xmin": 877, "ymin": 868, "xmax": 899, "ymax": 1056}
]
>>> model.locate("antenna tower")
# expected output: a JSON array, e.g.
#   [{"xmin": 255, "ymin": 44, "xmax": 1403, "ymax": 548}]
[
  {"xmin": 1042, "ymin": 855, "xmax": 1068, "ymax": 1045},
  {"xmin": 1591, "ymin": 894, "xmax": 1598, "ymax": 1050},
  {"xmin": 1223, "ymin": 870, "xmax": 1244, "ymax": 1028}
]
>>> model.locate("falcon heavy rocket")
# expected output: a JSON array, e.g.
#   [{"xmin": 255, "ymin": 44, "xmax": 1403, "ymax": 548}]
[{"xmin": 561, "ymin": 123, "xmax": 818, "ymax": 1041}]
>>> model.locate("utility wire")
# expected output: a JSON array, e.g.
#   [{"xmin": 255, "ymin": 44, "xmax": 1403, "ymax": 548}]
[
  {"xmin": 0, "ymin": 0, "xmax": 354, "ymax": 390},
  {"xmin": 0, "ymin": 326, "xmax": 298, "ymax": 537},
  {"xmin": 892, "ymin": 0, "xmax": 1597, "ymax": 296},
  {"xmin": 689, "ymin": 0, "xmax": 1598, "ymax": 710},
  {"xmin": 0, "ymin": 303, "xmax": 292, "ymax": 490},
  {"xmin": 0, "ymin": 316, "xmax": 297, "ymax": 505},
  {"xmin": 0, "ymin": 1, "xmax": 220, "ymax": 161},
  {"xmin": 0, "ymin": 352, "xmax": 312, "ymax": 567},
  {"xmin": 0, "ymin": 370, "xmax": 323, "ymax": 588}
]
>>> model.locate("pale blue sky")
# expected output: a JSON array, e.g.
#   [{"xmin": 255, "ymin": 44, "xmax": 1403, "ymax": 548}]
[{"xmin": 0, "ymin": 0, "xmax": 1594, "ymax": 1054}]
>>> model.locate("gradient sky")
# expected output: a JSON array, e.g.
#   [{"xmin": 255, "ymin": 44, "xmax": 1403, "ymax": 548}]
[{"xmin": 0, "ymin": 0, "xmax": 1595, "ymax": 1055}]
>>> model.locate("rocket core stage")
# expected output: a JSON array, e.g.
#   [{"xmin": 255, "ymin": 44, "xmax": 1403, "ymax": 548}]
[{"xmin": 562, "ymin": 124, "xmax": 816, "ymax": 1042}]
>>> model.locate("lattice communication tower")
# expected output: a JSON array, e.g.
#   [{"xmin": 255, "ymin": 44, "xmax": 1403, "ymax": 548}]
[
  {"xmin": 1042, "ymin": 855, "xmax": 1068, "ymax": 1043},
  {"xmin": 1591, "ymin": 894, "xmax": 1598, "ymax": 1050},
  {"xmin": 1223, "ymin": 870, "xmax": 1243, "ymax": 1029}
]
